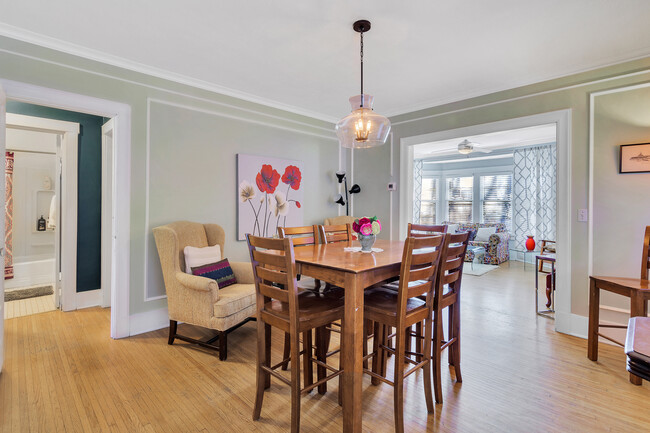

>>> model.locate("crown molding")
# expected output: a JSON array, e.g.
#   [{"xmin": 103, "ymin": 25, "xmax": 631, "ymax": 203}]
[{"xmin": 0, "ymin": 23, "xmax": 339, "ymax": 124}]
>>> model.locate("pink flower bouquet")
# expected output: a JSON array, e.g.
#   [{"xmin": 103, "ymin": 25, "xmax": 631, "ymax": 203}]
[{"xmin": 352, "ymin": 216, "xmax": 381, "ymax": 237}]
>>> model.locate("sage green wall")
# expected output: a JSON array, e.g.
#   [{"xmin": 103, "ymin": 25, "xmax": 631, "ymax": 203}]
[
  {"xmin": 0, "ymin": 36, "xmax": 338, "ymax": 315},
  {"xmin": 352, "ymin": 56, "xmax": 650, "ymax": 319},
  {"xmin": 593, "ymin": 86, "xmax": 650, "ymax": 314}
]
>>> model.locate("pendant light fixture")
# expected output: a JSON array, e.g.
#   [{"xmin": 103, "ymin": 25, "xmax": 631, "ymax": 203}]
[{"xmin": 336, "ymin": 20, "xmax": 391, "ymax": 149}]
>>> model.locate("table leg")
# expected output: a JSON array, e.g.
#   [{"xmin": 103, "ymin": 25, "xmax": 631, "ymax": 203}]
[
  {"xmin": 342, "ymin": 273, "xmax": 364, "ymax": 432},
  {"xmin": 535, "ymin": 257, "xmax": 539, "ymax": 315}
]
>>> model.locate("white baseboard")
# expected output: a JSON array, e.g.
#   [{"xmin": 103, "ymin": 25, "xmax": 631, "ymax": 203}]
[
  {"xmin": 76, "ymin": 289, "xmax": 102, "ymax": 309},
  {"xmin": 129, "ymin": 307, "xmax": 169, "ymax": 336},
  {"xmin": 555, "ymin": 312, "xmax": 589, "ymax": 339}
]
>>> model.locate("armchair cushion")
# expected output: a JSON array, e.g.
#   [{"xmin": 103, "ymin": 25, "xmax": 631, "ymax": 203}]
[
  {"xmin": 213, "ymin": 283, "xmax": 256, "ymax": 318},
  {"xmin": 192, "ymin": 258, "xmax": 237, "ymax": 289}
]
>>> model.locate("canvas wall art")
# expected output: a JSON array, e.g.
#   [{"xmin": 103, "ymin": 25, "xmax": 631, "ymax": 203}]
[
  {"xmin": 620, "ymin": 143, "xmax": 650, "ymax": 174},
  {"xmin": 237, "ymin": 154, "xmax": 304, "ymax": 240}
]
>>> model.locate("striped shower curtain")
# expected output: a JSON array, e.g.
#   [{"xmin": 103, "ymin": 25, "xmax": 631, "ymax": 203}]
[{"xmin": 5, "ymin": 151, "xmax": 14, "ymax": 279}]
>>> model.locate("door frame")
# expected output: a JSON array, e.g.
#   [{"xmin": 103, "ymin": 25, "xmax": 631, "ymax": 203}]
[
  {"xmin": 101, "ymin": 119, "xmax": 115, "ymax": 308},
  {"xmin": 399, "ymin": 109, "xmax": 573, "ymax": 335},
  {"xmin": 0, "ymin": 79, "xmax": 131, "ymax": 339},
  {"xmin": 5, "ymin": 113, "xmax": 79, "ymax": 311}
]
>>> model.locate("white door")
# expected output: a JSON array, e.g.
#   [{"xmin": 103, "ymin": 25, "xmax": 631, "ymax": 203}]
[
  {"xmin": 101, "ymin": 119, "xmax": 115, "ymax": 308},
  {"xmin": 0, "ymin": 85, "xmax": 6, "ymax": 373}
]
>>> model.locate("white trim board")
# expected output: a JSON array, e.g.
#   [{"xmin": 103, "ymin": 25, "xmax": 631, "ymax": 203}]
[
  {"xmin": 1, "ymin": 79, "xmax": 132, "ymax": 339},
  {"xmin": 129, "ymin": 307, "xmax": 169, "ymax": 337},
  {"xmin": 399, "ymin": 110, "xmax": 573, "ymax": 336},
  {"xmin": 76, "ymin": 289, "xmax": 102, "ymax": 310}
]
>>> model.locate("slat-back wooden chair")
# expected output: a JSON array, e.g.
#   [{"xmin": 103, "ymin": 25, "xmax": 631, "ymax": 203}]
[
  {"xmin": 363, "ymin": 234, "xmax": 444, "ymax": 433},
  {"xmin": 588, "ymin": 226, "xmax": 650, "ymax": 385},
  {"xmin": 431, "ymin": 231, "xmax": 470, "ymax": 403},
  {"xmin": 408, "ymin": 223, "xmax": 448, "ymax": 236},
  {"xmin": 318, "ymin": 223, "xmax": 353, "ymax": 244},
  {"xmin": 247, "ymin": 234, "xmax": 344, "ymax": 432}
]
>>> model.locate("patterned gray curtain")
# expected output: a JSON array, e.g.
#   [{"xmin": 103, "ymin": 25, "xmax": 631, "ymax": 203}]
[
  {"xmin": 512, "ymin": 144, "xmax": 556, "ymax": 249},
  {"xmin": 413, "ymin": 159, "xmax": 423, "ymax": 223}
]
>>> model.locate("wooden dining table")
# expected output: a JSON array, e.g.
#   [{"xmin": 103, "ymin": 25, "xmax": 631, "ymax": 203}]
[{"xmin": 293, "ymin": 239, "xmax": 405, "ymax": 433}]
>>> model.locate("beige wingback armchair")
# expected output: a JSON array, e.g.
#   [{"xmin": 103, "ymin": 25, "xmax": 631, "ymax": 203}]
[{"xmin": 152, "ymin": 221, "xmax": 255, "ymax": 360}]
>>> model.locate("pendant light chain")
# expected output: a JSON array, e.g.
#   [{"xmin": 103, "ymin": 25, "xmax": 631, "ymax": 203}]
[{"xmin": 360, "ymin": 30, "xmax": 364, "ymax": 108}]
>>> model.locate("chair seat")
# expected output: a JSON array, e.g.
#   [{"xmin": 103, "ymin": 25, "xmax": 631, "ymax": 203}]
[
  {"xmin": 264, "ymin": 291, "xmax": 344, "ymax": 325},
  {"xmin": 364, "ymin": 287, "xmax": 427, "ymax": 317},
  {"xmin": 590, "ymin": 276, "xmax": 650, "ymax": 291},
  {"xmin": 213, "ymin": 283, "xmax": 256, "ymax": 318}
]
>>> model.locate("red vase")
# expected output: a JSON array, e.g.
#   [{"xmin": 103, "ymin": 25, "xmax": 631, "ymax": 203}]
[{"xmin": 525, "ymin": 236, "xmax": 536, "ymax": 251}]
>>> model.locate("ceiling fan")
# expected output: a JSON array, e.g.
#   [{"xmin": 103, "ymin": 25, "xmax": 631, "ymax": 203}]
[{"xmin": 457, "ymin": 139, "xmax": 492, "ymax": 155}]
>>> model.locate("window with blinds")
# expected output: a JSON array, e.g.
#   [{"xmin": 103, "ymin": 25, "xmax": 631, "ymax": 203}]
[
  {"xmin": 480, "ymin": 174, "xmax": 512, "ymax": 226},
  {"xmin": 419, "ymin": 177, "xmax": 438, "ymax": 224},
  {"xmin": 447, "ymin": 176, "xmax": 473, "ymax": 223}
]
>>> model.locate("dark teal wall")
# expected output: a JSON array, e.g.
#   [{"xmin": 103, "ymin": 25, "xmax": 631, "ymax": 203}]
[{"xmin": 7, "ymin": 101, "xmax": 105, "ymax": 293}]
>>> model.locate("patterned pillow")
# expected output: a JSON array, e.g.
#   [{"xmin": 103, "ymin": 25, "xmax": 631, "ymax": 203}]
[{"xmin": 191, "ymin": 258, "xmax": 237, "ymax": 289}]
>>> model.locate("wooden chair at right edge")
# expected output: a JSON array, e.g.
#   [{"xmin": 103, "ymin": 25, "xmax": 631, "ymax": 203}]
[{"xmin": 588, "ymin": 225, "xmax": 650, "ymax": 385}]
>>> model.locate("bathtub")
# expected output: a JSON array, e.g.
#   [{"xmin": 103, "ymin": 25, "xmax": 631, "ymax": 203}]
[{"xmin": 5, "ymin": 258, "xmax": 56, "ymax": 290}]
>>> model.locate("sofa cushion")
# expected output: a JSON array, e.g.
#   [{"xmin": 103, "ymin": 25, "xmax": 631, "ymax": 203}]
[
  {"xmin": 475, "ymin": 227, "xmax": 496, "ymax": 242},
  {"xmin": 456, "ymin": 228, "xmax": 477, "ymax": 242},
  {"xmin": 192, "ymin": 258, "xmax": 236, "ymax": 289},
  {"xmin": 184, "ymin": 244, "xmax": 222, "ymax": 273},
  {"xmin": 213, "ymin": 283, "xmax": 256, "ymax": 318}
]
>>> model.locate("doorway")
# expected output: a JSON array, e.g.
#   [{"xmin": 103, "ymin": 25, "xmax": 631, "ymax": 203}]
[
  {"xmin": 0, "ymin": 79, "xmax": 131, "ymax": 348},
  {"xmin": 399, "ymin": 110, "xmax": 572, "ymax": 334}
]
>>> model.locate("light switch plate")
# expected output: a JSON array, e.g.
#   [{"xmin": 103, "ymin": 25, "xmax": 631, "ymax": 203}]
[{"xmin": 578, "ymin": 208, "xmax": 588, "ymax": 222}]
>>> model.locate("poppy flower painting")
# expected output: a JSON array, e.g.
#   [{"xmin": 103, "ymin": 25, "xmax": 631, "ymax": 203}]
[{"xmin": 237, "ymin": 154, "xmax": 304, "ymax": 240}]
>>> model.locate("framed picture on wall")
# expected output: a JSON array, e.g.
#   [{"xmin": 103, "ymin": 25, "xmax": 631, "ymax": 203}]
[
  {"xmin": 619, "ymin": 143, "xmax": 650, "ymax": 174},
  {"xmin": 237, "ymin": 154, "xmax": 304, "ymax": 240}
]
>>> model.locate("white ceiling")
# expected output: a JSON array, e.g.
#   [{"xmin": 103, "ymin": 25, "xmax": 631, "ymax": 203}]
[
  {"xmin": 1, "ymin": 1, "xmax": 650, "ymax": 122},
  {"xmin": 413, "ymin": 123, "xmax": 556, "ymax": 158}
]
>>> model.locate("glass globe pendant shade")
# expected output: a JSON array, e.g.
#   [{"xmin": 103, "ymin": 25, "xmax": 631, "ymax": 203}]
[{"xmin": 336, "ymin": 94, "xmax": 391, "ymax": 149}]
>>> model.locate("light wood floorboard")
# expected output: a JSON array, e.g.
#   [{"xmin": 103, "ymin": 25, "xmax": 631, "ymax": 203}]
[{"xmin": 1, "ymin": 261, "xmax": 649, "ymax": 432}]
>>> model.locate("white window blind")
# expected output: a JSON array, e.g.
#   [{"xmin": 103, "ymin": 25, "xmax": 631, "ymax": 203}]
[
  {"xmin": 447, "ymin": 176, "xmax": 473, "ymax": 223},
  {"xmin": 419, "ymin": 177, "xmax": 438, "ymax": 224},
  {"xmin": 481, "ymin": 174, "xmax": 512, "ymax": 226}
]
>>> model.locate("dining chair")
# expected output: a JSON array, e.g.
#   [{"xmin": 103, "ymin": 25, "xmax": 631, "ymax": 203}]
[
  {"xmin": 538, "ymin": 239, "xmax": 556, "ymax": 272},
  {"xmin": 363, "ymin": 234, "xmax": 444, "ymax": 433},
  {"xmin": 278, "ymin": 225, "xmax": 322, "ymax": 374},
  {"xmin": 318, "ymin": 223, "xmax": 353, "ymax": 244},
  {"xmin": 408, "ymin": 223, "xmax": 448, "ymax": 236},
  {"xmin": 247, "ymin": 234, "xmax": 344, "ymax": 433},
  {"xmin": 588, "ymin": 226, "xmax": 650, "ymax": 385},
  {"xmin": 430, "ymin": 231, "xmax": 470, "ymax": 403}
]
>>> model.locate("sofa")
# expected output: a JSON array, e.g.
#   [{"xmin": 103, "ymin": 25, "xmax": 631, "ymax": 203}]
[{"xmin": 442, "ymin": 221, "xmax": 510, "ymax": 265}]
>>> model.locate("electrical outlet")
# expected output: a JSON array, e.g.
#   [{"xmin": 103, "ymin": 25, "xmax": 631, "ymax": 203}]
[
  {"xmin": 387, "ymin": 182, "xmax": 397, "ymax": 191},
  {"xmin": 578, "ymin": 208, "xmax": 588, "ymax": 222}
]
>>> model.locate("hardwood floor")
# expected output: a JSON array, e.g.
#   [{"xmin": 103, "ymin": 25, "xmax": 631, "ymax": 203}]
[{"xmin": 2, "ymin": 261, "xmax": 649, "ymax": 432}]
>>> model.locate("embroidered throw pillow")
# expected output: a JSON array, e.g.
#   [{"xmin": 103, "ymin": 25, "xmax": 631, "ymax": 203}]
[
  {"xmin": 192, "ymin": 259, "xmax": 237, "ymax": 289},
  {"xmin": 183, "ymin": 244, "xmax": 222, "ymax": 273}
]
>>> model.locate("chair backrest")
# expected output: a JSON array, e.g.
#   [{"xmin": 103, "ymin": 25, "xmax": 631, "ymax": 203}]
[
  {"xmin": 278, "ymin": 225, "xmax": 319, "ymax": 246},
  {"xmin": 408, "ymin": 223, "xmax": 448, "ymax": 237},
  {"xmin": 152, "ymin": 221, "xmax": 225, "ymax": 275},
  {"xmin": 434, "ymin": 231, "xmax": 470, "ymax": 306},
  {"xmin": 642, "ymin": 226, "xmax": 650, "ymax": 280},
  {"xmin": 247, "ymin": 234, "xmax": 300, "ymax": 328},
  {"xmin": 394, "ymin": 235, "xmax": 445, "ymax": 321},
  {"xmin": 324, "ymin": 215, "xmax": 356, "ymax": 226},
  {"xmin": 318, "ymin": 223, "xmax": 353, "ymax": 244}
]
